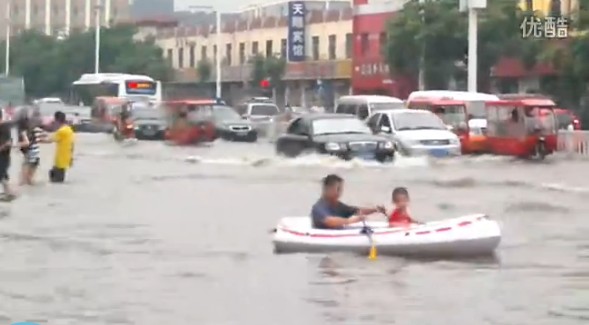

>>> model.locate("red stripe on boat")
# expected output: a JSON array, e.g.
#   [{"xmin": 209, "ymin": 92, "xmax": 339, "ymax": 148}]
[
  {"xmin": 436, "ymin": 227, "xmax": 452, "ymax": 232},
  {"xmin": 416, "ymin": 231, "xmax": 431, "ymax": 235},
  {"xmin": 458, "ymin": 221, "xmax": 472, "ymax": 227}
]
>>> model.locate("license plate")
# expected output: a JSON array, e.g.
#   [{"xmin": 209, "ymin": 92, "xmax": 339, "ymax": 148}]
[
  {"xmin": 429, "ymin": 149, "xmax": 448, "ymax": 157},
  {"xmin": 143, "ymin": 129, "xmax": 156, "ymax": 135},
  {"xmin": 356, "ymin": 152, "xmax": 375, "ymax": 160},
  {"xmin": 236, "ymin": 131, "xmax": 248, "ymax": 136}
]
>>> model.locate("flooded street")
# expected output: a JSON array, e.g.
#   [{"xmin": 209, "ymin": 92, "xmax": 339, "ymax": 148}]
[{"xmin": 0, "ymin": 134, "xmax": 587, "ymax": 325}]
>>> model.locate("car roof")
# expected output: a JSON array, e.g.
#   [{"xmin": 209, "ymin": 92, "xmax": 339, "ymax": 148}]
[
  {"xmin": 374, "ymin": 108, "xmax": 432, "ymax": 115},
  {"xmin": 408, "ymin": 90, "xmax": 500, "ymax": 101},
  {"xmin": 337, "ymin": 95, "xmax": 403, "ymax": 103},
  {"xmin": 301, "ymin": 113, "xmax": 356, "ymax": 121}
]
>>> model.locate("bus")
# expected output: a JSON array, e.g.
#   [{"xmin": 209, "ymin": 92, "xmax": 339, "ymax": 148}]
[
  {"xmin": 0, "ymin": 75, "xmax": 26, "ymax": 106},
  {"xmin": 69, "ymin": 73, "xmax": 162, "ymax": 106}
]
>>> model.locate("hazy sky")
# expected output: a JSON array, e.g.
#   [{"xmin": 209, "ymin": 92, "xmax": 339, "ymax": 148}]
[{"xmin": 174, "ymin": 0, "xmax": 257, "ymax": 12}]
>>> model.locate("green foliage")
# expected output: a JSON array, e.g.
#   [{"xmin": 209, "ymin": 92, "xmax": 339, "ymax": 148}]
[
  {"xmin": 196, "ymin": 59, "xmax": 212, "ymax": 83},
  {"xmin": 248, "ymin": 54, "xmax": 287, "ymax": 87},
  {"xmin": 249, "ymin": 54, "xmax": 267, "ymax": 87},
  {"xmin": 0, "ymin": 26, "xmax": 173, "ymax": 98},
  {"xmin": 384, "ymin": 0, "xmax": 538, "ymax": 90}
]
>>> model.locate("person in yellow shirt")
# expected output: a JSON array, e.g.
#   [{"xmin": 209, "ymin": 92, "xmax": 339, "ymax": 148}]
[{"xmin": 47, "ymin": 111, "xmax": 74, "ymax": 183}]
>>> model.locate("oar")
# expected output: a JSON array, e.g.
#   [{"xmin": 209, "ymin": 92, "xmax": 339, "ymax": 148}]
[{"xmin": 362, "ymin": 220, "xmax": 377, "ymax": 260}]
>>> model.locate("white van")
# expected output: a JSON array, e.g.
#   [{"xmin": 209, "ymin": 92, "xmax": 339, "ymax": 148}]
[{"xmin": 335, "ymin": 95, "xmax": 405, "ymax": 120}]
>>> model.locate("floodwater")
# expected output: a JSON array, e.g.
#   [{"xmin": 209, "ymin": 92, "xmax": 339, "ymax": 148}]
[{"xmin": 0, "ymin": 134, "xmax": 587, "ymax": 325}]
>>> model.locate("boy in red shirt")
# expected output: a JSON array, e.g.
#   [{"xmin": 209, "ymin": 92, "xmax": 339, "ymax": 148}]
[{"xmin": 388, "ymin": 187, "xmax": 422, "ymax": 227}]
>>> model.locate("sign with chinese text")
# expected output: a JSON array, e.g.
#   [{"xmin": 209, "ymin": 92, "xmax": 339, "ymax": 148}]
[
  {"xmin": 287, "ymin": 1, "xmax": 306, "ymax": 62},
  {"xmin": 125, "ymin": 80, "xmax": 157, "ymax": 95}
]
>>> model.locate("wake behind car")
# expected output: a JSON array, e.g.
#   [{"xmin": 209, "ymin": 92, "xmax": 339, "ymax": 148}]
[
  {"xmin": 213, "ymin": 105, "xmax": 257, "ymax": 142},
  {"xmin": 131, "ymin": 107, "xmax": 167, "ymax": 140},
  {"xmin": 275, "ymin": 114, "xmax": 395, "ymax": 161},
  {"xmin": 366, "ymin": 109, "xmax": 461, "ymax": 157}
]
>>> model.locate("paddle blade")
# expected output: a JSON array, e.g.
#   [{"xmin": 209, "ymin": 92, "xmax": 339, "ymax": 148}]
[{"xmin": 368, "ymin": 245, "xmax": 377, "ymax": 260}]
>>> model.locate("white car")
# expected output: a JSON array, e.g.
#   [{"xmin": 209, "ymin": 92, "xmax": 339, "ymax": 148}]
[{"xmin": 366, "ymin": 109, "xmax": 461, "ymax": 157}]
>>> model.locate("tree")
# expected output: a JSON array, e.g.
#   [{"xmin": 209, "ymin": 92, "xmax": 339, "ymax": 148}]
[
  {"xmin": 264, "ymin": 55, "xmax": 287, "ymax": 87},
  {"xmin": 196, "ymin": 59, "xmax": 212, "ymax": 83},
  {"xmin": 248, "ymin": 54, "xmax": 286, "ymax": 87},
  {"xmin": 249, "ymin": 54, "xmax": 266, "ymax": 87},
  {"xmin": 384, "ymin": 0, "xmax": 538, "ymax": 90},
  {"xmin": 0, "ymin": 25, "xmax": 173, "ymax": 98}
]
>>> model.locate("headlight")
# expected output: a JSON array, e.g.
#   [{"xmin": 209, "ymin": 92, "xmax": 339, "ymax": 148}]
[
  {"xmin": 380, "ymin": 141, "xmax": 394, "ymax": 149},
  {"xmin": 325, "ymin": 142, "xmax": 341, "ymax": 151}
]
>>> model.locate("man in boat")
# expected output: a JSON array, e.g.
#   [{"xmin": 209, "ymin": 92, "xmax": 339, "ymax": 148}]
[{"xmin": 311, "ymin": 174, "xmax": 385, "ymax": 229}]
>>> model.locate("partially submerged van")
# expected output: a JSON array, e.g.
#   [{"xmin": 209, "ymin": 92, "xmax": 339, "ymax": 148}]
[{"xmin": 335, "ymin": 95, "xmax": 405, "ymax": 120}]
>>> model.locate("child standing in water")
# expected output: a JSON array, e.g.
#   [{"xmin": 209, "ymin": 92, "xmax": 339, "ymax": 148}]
[{"xmin": 388, "ymin": 187, "xmax": 422, "ymax": 227}]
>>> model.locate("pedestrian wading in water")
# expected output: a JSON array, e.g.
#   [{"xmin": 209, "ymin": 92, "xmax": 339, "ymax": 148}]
[
  {"xmin": 0, "ymin": 110, "xmax": 16, "ymax": 199},
  {"xmin": 46, "ymin": 111, "xmax": 75, "ymax": 183},
  {"xmin": 17, "ymin": 115, "xmax": 47, "ymax": 185}
]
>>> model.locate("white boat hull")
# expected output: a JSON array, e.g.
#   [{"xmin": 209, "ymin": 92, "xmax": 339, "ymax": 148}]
[{"xmin": 273, "ymin": 214, "xmax": 501, "ymax": 257}]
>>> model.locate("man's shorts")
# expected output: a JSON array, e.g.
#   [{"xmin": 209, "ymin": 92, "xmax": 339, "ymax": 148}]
[
  {"xmin": 24, "ymin": 153, "xmax": 40, "ymax": 167},
  {"xmin": 49, "ymin": 167, "xmax": 66, "ymax": 183}
]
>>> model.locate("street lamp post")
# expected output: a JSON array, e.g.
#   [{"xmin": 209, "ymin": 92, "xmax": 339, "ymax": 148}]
[
  {"xmin": 4, "ymin": 0, "xmax": 11, "ymax": 75},
  {"xmin": 94, "ymin": 1, "xmax": 103, "ymax": 74},
  {"xmin": 418, "ymin": 0, "xmax": 425, "ymax": 91},
  {"xmin": 189, "ymin": 5, "xmax": 222, "ymax": 99}
]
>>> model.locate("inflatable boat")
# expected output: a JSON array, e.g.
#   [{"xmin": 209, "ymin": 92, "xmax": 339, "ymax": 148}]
[{"xmin": 272, "ymin": 214, "xmax": 501, "ymax": 257}]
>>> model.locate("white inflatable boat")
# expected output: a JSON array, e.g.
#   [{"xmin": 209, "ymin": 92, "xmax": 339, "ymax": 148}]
[{"xmin": 273, "ymin": 214, "xmax": 501, "ymax": 257}]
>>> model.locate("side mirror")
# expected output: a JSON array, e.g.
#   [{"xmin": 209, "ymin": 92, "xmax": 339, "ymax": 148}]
[
  {"xmin": 447, "ymin": 125, "xmax": 454, "ymax": 131},
  {"xmin": 380, "ymin": 126, "xmax": 391, "ymax": 133},
  {"xmin": 242, "ymin": 114, "xmax": 249, "ymax": 119}
]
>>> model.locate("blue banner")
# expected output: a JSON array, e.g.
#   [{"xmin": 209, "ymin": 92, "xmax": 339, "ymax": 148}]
[{"xmin": 287, "ymin": 1, "xmax": 306, "ymax": 62}]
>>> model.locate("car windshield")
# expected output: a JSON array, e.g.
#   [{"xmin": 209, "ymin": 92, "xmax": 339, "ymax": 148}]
[
  {"xmin": 132, "ymin": 108, "xmax": 163, "ymax": 120},
  {"xmin": 313, "ymin": 118, "xmax": 372, "ymax": 135},
  {"xmin": 433, "ymin": 105, "xmax": 467, "ymax": 127},
  {"xmin": 392, "ymin": 112, "xmax": 447, "ymax": 131},
  {"xmin": 251, "ymin": 104, "xmax": 279, "ymax": 116},
  {"xmin": 35, "ymin": 103, "xmax": 63, "ymax": 117},
  {"xmin": 466, "ymin": 101, "xmax": 486, "ymax": 119},
  {"xmin": 214, "ymin": 106, "xmax": 241, "ymax": 121},
  {"xmin": 556, "ymin": 113, "xmax": 572, "ymax": 129},
  {"xmin": 370, "ymin": 102, "xmax": 405, "ymax": 111}
]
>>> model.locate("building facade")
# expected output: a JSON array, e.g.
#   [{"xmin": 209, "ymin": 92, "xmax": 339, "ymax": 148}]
[
  {"xmin": 0, "ymin": 0, "xmax": 129, "ymax": 39},
  {"xmin": 151, "ymin": 0, "xmax": 354, "ymax": 107}
]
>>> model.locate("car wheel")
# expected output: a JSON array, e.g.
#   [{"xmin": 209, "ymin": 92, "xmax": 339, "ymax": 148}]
[{"xmin": 246, "ymin": 133, "xmax": 258, "ymax": 142}]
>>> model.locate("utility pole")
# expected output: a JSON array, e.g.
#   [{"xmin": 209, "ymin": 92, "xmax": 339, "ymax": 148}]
[
  {"xmin": 4, "ymin": 0, "xmax": 11, "ymax": 75},
  {"xmin": 460, "ymin": 0, "xmax": 486, "ymax": 92},
  {"xmin": 418, "ymin": 0, "xmax": 425, "ymax": 90},
  {"xmin": 94, "ymin": 0, "xmax": 103, "ymax": 74}
]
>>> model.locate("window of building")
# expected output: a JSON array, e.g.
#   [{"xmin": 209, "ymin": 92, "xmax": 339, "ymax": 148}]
[
  {"xmin": 252, "ymin": 41, "xmax": 259, "ymax": 55},
  {"xmin": 345, "ymin": 33, "xmax": 353, "ymax": 59},
  {"xmin": 12, "ymin": 4, "xmax": 19, "ymax": 15},
  {"xmin": 213, "ymin": 45, "xmax": 217, "ymax": 63},
  {"xmin": 226, "ymin": 43, "xmax": 232, "ymax": 65},
  {"xmin": 201, "ymin": 46, "xmax": 207, "ymax": 60},
  {"xmin": 379, "ymin": 32, "xmax": 386, "ymax": 50},
  {"xmin": 167, "ymin": 49, "xmax": 173, "ymax": 64},
  {"xmin": 189, "ymin": 45, "xmax": 195, "ymax": 67},
  {"xmin": 73, "ymin": 6, "xmax": 79, "ymax": 16},
  {"xmin": 361, "ymin": 33, "xmax": 369, "ymax": 55},
  {"xmin": 239, "ymin": 42, "xmax": 245, "ymax": 64},
  {"xmin": 178, "ymin": 48, "xmax": 184, "ymax": 68},
  {"xmin": 312, "ymin": 36, "xmax": 320, "ymax": 60},
  {"xmin": 328, "ymin": 34, "xmax": 336, "ymax": 60},
  {"xmin": 52, "ymin": 4, "xmax": 59, "ymax": 15},
  {"xmin": 266, "ymin": 40, "xmax": 273, "ymax": 57},
  {"xmin": 33, "ymin": 4, "xmax": 39, "ymax": 15},
  {"xmin": 280, "ymin": 38, "xmax": 287, "ymax": 58}
]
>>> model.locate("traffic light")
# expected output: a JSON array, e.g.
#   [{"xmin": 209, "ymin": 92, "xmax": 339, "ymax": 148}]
[
  {"xmin": 260, "ymin": 78, "xmax": 270, "ymax": 88},
  {"xmin": 260, "ymin": 78, "xmax": 272, "ymax": 97}
]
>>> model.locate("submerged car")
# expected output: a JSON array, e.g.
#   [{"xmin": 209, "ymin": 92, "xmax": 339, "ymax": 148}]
[
  {"xmin": 131, "ymin": 107, "xmax": 167, "ymax": 140},
  {"xmin": 366, "ymin": 109, "xmax": 461, "ymax": 157},
  {"xmin": 275, "ymin": 114, "xmax": 395, "ymax": 161},
  {"xmin": 213, "ymin": 105, "xmax": 257, "ymax": 142}
]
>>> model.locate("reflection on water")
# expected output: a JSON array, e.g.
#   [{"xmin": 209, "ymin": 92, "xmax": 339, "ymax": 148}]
[{"xmin": 0, "ymin": 134, "xmax": 586, "ymax": 324}]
